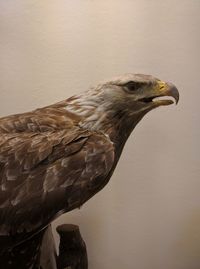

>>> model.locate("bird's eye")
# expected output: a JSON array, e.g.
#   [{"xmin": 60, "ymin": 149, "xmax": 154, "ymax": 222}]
[{"xmin": 124, "ymin": 81, "xmax": 144, "ymax": 93}]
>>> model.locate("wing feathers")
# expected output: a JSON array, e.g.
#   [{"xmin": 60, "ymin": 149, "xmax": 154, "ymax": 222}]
[
  {"xmin": 0, "ymin": 104, "xmax": 115, "ymax": 250},
  {"xmin": 0, "ymin": 105, "xmax": 81, "ymax": 134},
  {"xmin": 0, "ymin": 129, "xmax": 114, "ymax": 242}
]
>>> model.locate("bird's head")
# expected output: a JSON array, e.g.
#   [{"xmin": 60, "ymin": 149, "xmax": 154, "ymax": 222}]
[{"xmin": 67, "ymin": 73, "xmax": 179, "ymax": 144}]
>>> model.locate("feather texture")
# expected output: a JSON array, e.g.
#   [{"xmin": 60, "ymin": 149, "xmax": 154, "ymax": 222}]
[{"xmin": 0, "ymin": 105, "xmax": 114, "ymax": 250}]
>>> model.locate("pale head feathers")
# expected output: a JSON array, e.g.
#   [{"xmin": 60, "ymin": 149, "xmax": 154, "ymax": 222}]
[
  {"xmin": 64, "ymin": 73, "xmax": 178, "ymax": 141},
  {"xmin": 65, "ymin": 74, "xmax": 157, "ymax": 131}
]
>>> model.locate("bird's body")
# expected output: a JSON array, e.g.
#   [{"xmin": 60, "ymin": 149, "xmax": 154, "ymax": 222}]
[{"xmin": 0, "ymin": 74, "xmax": 179, "ymax": 252}]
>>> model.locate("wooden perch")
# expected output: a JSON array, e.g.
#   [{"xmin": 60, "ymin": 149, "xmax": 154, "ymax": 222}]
[{"xmin": 56, "ymin": 224, "xmax": 88, "ymax": 269}]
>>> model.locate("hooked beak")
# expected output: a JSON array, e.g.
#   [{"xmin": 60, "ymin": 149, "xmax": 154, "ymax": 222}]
[
  {"xmin": 140, "ymin": 81, "xmax": 179, "ymax": 107},
  {"xmin": 154, "ymin": 81, "xmax": 179, "ymax": 105}
]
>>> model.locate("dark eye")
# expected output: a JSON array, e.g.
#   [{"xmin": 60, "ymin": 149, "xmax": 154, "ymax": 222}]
[{"xmin": 124, "ymin": 81, "xmax": 145, "ymax": 92}]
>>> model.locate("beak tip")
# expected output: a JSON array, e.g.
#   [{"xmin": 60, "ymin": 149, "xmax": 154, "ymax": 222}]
[{"xmin": 166, "ymin": 82, "xmax": 179, "ymax": 105}]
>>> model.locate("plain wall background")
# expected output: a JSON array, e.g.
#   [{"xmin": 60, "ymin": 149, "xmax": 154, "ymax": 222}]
[{"xmin": 0, "ymin": 1, "xmax": 200, "ymax": 268}]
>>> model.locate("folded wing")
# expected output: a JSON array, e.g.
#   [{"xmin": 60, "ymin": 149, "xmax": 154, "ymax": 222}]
[{"xmin": 0, "ymin": 107, "xmax": 114, "ymax": 250}]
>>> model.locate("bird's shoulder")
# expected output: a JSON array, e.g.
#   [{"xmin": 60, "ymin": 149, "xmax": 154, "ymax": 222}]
[
  {"xmin": 0, "ymin": 126, "xmax": 114, "ymax": 189},
  {"xmin": 0, "ymin": 101, "xmax": 115, "ymax": 242},
  {"xmin": 0, "ymin": 127, "xmax": 114, "ymax": 241},
  {"xmin": 0, "ymin": 100, "xmax": 81, "ymax": 133}
]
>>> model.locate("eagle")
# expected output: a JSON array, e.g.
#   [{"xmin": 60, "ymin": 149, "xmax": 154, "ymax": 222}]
[{"xmin": 0, "ymin": 74, "xmax": 179, "ymax": 253}]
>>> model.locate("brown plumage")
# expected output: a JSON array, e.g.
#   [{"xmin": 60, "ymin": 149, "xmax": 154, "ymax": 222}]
[{"xmin": 0, "ymin": 74, "xmax": 179, "ymax": 251}]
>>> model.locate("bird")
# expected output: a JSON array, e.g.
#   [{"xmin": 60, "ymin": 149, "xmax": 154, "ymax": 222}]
[{"xmin": 0, "ymin": 73, "xmax": 179, "ymax": 252}]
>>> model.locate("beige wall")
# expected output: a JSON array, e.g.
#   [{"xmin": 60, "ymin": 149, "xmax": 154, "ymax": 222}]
[{"xmin": 0, "ymin": 1, "xmax": 200, "ymax": 268}]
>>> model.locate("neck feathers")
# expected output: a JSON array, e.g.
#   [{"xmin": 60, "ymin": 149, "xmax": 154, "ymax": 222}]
[{"xmin": 65, "ymin": 92, "xmax": 138, "ymax": 147}]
